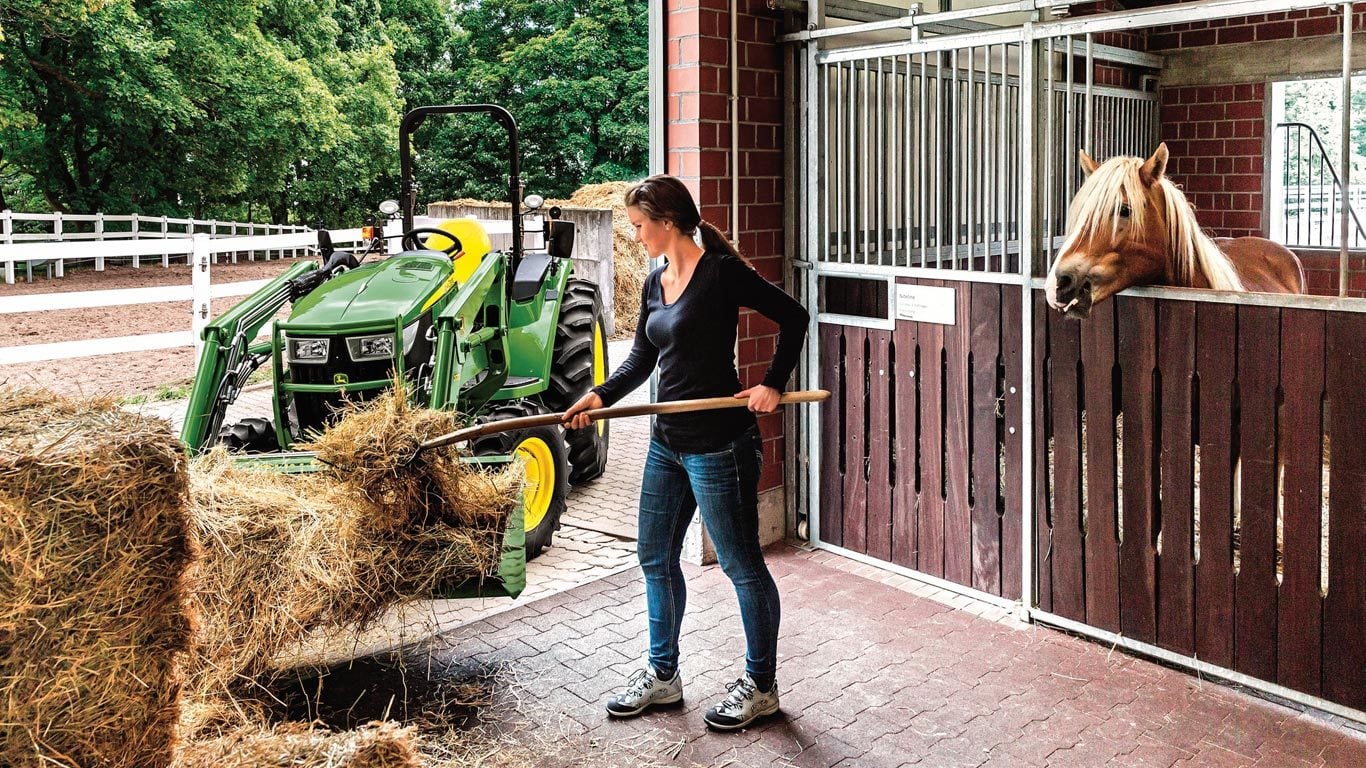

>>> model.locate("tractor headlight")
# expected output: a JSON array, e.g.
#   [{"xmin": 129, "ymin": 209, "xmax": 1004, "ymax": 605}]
[
  {"xmin": 287, "ymin": 337, "xmax": 330, "ymax": 364},
  {"xmin": 347, "ymin": 334, "xmax": 395, "ymax": 361},
  {"xmin": 344, "ymin": 323, "xmax": 418, "ymax": 362}
]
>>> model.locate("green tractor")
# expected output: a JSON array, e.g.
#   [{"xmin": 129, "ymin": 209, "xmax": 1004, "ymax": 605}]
[{"xmin": 180, "ymin": 104, "xmax": 611, "ymax": 558}]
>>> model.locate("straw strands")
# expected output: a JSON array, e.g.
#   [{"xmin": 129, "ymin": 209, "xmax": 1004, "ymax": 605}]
[
  {"xmin": 1, "ymin": 389, "xmax": 195, "ymax": 768},
  {"xmin": 2, "ymin": 386, "xmax": 523, "ymax": 768}
]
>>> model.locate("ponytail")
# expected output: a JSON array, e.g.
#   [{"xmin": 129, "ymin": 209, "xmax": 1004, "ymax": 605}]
[{"xmin": 697, "ymin": 219, "xmax": 752, "ymax": 268}]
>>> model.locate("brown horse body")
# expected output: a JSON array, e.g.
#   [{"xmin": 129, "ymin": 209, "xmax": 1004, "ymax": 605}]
[
  {"xmin": 1210, "ymin": 236, "xmax": 1306, "ymax": 294},
  {"xmin": 1045, "ymin": 143, "xmax": 1306, "ymax": 318}
]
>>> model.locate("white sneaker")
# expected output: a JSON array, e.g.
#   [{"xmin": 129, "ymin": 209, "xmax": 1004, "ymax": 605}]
[
  {"xmin": 703, "ymin": 675, "xmax": 779, "ymax": 730},
  {"xmin": 605, "ymin": 665, "xmax": 683, "ymax": 718}
]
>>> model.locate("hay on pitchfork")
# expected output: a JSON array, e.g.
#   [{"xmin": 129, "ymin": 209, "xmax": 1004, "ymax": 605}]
[
  {"xmin": 0, "ymin": 388, "xmax": 195, "ymax": 768},
  {"xmin": 182, "ymin": 388, "xmax": 522, "ymax": 738}
]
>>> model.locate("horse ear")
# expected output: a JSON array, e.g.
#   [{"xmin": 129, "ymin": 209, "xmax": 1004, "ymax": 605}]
[
  {"xmin": 1079, "ymin": 149, "xmax": 1099, "ymax": 176},
  {"xmin": 1140, "ymin": 142, "xmax": 1169, "ymax": 187}
]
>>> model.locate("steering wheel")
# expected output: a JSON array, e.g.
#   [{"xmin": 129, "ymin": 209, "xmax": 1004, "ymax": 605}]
[{"xmin": 402, "ymin": 227, "xmax": 464, "ymax": 256}]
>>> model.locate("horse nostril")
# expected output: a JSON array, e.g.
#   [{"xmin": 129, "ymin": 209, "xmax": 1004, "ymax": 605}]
[{"xmin": 1056, "ymin": 273, "xmax": 1074, "ymax": 292}]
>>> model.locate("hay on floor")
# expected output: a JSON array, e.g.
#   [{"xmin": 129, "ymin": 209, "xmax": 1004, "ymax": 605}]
[
  {"xmin": 173, "ymin": 721, "xmax": 420, "ymax": 768},
  {"xmin": 0, "ymin": 389, "xmax": 195, "ymax": 768}
]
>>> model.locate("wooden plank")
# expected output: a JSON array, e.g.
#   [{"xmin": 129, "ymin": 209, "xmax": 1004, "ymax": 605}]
[
  {"xmin": 1033, "ymin": 290, "xmax": 1053, "ymax": 612},
  {"xmin": 819, "ymin": 324, "xmax": 845, "ymax": 548},
  {"xmin": 1194, "ymin": 303, "xmax": 1237, "ymax": 669},
  {"xmin": 1118, "ymin": 295, "xmax": 1157, "ymax": 644},
  {"xmin": 892, "ymin": 297, "xmax": 921, "ymax": 569},
  {"xmin": 1157, "ymin": 300, "xmax": 1196, "ymax": 656},
  {"xmin": 970, "ymin": 283, "xmax": 1003, "ymax": 596},
  {"xmin": 1000, "ymin": 288, "xmax": 1024, "ymax": 602},
  {"xmin": 919, "ymin": 281, "xmax": 947, "ymax": 578},
  {"xmin": 1081, "ymin": 299, "xmax": 1121, "ymax": 633},
  {"xmin": 866, "ymin": 329, "xmax": 894, "ymax": 562},
  {"xmin": 943, "ymin": 282, "xmax": 974, "ymax": 587},
  {"xmin": 1276, "ymin": 308, "xmax": 1324, "ymax": 697},
  {"xmin": 1323, "ymin": 312, "xmax": 1366, "ymax": 710},
  {"xmin": 1234, "ymin": 305, "xmax": 1280, "ymax": 682},
  {"xmin": 842, "ymin": 325, "xmax": 870, "ymax": 553},
  {"xmin": 1048, "ymin": 306, "xmax": 1086, "ymax": 620}
]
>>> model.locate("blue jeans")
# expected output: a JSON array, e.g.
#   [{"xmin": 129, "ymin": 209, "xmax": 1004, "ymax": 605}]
[{"xmin": 637, "ymin": 425, "xmax": 780, "ymax": 687}]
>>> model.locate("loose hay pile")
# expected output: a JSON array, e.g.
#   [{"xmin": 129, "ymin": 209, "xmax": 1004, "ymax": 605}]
[
  {"xmin": 0, "ymin": 389, "xmax": 194, "ymax": 768},
  {"xmin": 556, "ymin": 181, "xmax": 649, "ymax": 338},
  {"xmin": 2, "ymin": 386, "xmax": 522, "ymax": 768},
  {"xmin": 183, "ymin": 388, "xmax": 521, "ymax": 738}
]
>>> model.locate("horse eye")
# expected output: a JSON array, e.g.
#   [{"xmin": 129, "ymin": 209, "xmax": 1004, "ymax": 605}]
[{"xmin": 1119, "ymin": 203, "xmax": 1132, "ymax": 219}]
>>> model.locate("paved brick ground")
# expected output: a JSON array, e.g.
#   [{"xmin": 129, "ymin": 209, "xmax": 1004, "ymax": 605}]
[
  {"xmin": 421, "ymin": 545, "xmax": 1366, "ymax": 768},
  {"xmin": 560, "ymin": 338, "xmax": 646, "ymax": 540}
]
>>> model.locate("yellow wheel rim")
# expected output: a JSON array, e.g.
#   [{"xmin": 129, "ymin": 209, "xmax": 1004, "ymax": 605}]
[
  {"xmin": 592, "ymin": 319, "xmax": 607, "ymax": 436},
  {"xmin": 516, "ymin": 436, "xmax": 556, "ymax": 532}
]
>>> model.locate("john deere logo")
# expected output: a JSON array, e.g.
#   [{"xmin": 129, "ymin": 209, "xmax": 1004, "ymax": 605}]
[{"xmin": 333, "ymin": 373, "xmax": 349, "ymax": 385}]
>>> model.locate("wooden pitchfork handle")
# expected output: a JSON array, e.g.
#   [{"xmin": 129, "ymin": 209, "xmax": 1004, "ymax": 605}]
[{"xmin": 418, "ymin": 389, "xmax": 831, "ymax": 452}]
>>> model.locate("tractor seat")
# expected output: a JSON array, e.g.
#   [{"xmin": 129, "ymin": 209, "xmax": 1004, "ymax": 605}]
[{"xmin": 419, "ymin": 218, "xmax": 494, "ymax": 284}]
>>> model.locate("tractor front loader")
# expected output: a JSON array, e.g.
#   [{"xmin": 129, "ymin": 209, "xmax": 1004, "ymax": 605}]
[{"xmin": 181, "ymin": 104, "xmax": 611, "ymax": 561}]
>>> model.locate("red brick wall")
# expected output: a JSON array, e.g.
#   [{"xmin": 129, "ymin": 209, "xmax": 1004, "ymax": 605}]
[
  {"xmin": 1146, "ymin": 6, "xmax": 1364, "ymax": 50},
  {"xmin": 1296, "ymin": 251, "xmax": 1366, "ymax": 297},
  {"xmin": 666, "ymin": 0, "xmax": 789, "ymax": 492},
  {"xmin": 1158, "ymin": 83, "xmax": 1265, "ymax": 239}
]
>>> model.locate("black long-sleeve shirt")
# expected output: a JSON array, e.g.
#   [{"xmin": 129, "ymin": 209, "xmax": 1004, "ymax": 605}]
[{"xmin": 592, "ymin": 250, "xmax": 809, "ymax": 454}]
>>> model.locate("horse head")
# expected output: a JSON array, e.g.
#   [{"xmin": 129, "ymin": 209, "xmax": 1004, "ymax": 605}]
[{"xmin": 1045, "ymin": 144, "xmax": 1179, "ymax": 319}]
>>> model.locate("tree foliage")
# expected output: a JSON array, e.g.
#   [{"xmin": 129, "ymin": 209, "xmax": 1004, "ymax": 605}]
[
  {"xmin": 0, "ymin": 0, "xmax": 647, "ymax": 222},
  {"xmin": 419, "ymin": 0, "xmax": 648, "ymax": 203}
]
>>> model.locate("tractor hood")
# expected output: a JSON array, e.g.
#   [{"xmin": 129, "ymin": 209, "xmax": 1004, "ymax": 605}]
[{"xmin": 288, "ymin": 253, "xmax": 456, "ymax": 328}]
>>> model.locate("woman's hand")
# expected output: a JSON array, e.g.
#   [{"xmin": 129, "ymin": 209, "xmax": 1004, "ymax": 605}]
[
  {"xmin": 735, "ymin": 385, "xmax": 781, "ymax": 414},
  {"xmin": 562, "ymin": 391, "xmax": 603, "ymax": 430}
]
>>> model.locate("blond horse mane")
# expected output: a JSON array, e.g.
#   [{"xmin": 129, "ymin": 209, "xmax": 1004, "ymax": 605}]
[{"xmin": 1065, "ymin": 156, "xmax": 1244, "ymax": 292}]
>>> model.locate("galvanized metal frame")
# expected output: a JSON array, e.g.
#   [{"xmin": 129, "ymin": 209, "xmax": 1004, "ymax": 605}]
[{"xmin": 790, "ymin": 0, "xmax": 1366, "ymax": 720}]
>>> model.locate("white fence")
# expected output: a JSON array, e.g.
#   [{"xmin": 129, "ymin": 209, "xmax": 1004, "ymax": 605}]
[
  {"xmin": 0, "ymin": 229, "xmax": 367, "ymax": 365},
  {"xmin": 1, "ymin": 210, "xmax": 314, "ymax": 283}
]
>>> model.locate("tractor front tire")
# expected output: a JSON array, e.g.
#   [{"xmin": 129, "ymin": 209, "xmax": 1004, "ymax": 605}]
[
  {"xmin": 217, "ymin": 417, "xmax": 280, "ymax": 453},
  {"xmin": 546, "ymin": 278, "xmax": 610, "ymax": 485},
  {"xmin": 473, "ymin": 401, "xmax": 569, "ymax": 560}
]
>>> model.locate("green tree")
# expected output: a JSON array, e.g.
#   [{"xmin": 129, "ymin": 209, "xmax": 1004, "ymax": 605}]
[
  {"xmin": 413, "ymin": 0, "xmax": 648, "ymax": 203},
  {"xmin": 0, "ymin": 0, "xmax": 400, "ymax": 223}
]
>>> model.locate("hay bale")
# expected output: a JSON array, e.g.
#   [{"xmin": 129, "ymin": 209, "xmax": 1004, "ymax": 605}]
[
  {"xmin": 174, "ymin": 721, "xmax": 420, "ymax": 768},
  {"xmin": 182, "ymin": 389, "xmax": 521, "ymax": 737},
  {"xmin": 0, "ymin": 389, "xmax": 195, "ymax": 768},
  {"xmin": 557, "ymin": 181, "xmax": 648, "ymax": 338}
]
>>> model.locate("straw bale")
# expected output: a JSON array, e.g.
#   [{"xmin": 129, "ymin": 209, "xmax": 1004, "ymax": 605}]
[
  {"xmin": 556, "ymin": 181, "xmax": 647, "ymax": 338},
  {"xmin": 0, "ymin": 388, "xmax": 194, "ymax": 768},
  {"xmin": 182, "ymin": 389, "xmax": 521, "ymax": 737},
  {"xmin": 173, "ymin": 721, "xmax": 419, "ymax": 768}
]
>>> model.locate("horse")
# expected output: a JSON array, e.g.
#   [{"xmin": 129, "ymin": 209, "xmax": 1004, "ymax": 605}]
[{"xmin": 1044, "ymin": 143, "xmax": 1306, "ymax": 319}]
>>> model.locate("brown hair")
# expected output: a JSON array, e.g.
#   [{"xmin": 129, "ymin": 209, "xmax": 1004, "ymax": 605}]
[{"xmin": 624, "ymin": 174, "xmax": 747, "ymax": 264}]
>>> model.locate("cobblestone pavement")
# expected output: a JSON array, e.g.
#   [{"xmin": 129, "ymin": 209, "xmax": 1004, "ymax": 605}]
[
  {"xmin": 560, "ymin": 338, "xmax": 647, "ymax": 540},
  {"xmin": 418, "ymin": 546, "xmax": 1366, "ymax": 768}
]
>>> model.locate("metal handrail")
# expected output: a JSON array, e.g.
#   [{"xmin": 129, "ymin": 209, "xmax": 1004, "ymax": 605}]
[{"xmin": 1275, "ymin": 121, "xmax": 1366, "ymax": 247}]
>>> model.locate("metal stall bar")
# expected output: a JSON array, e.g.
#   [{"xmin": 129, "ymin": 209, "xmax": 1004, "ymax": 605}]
[{"xmin": 1018, "ymin": 20, "xmax": 1038, "ymax": 621}]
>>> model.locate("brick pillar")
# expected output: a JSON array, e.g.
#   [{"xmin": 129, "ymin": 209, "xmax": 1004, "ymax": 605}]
[{"xmin": 667, "ymin": 0, "xmax": 788, "ymax": 498}]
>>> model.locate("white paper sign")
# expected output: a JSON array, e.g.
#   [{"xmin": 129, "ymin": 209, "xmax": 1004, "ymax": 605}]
[{"xmin": 895, "ymin": 283, "xmax": 956, "ymax": 325}]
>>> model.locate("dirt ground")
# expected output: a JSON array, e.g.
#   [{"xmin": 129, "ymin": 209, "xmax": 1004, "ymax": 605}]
[{"xmin": 0, "ymin": 258, "xmax": 300, "ymax": 399}]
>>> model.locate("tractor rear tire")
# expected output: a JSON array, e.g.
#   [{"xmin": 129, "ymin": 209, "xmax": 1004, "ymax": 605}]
[
  {"xmin": 545, "ymin": 278, "xmax": 610, "ymax": 485},
  {"xmin": 473, "ymin": 401, "xmax": 569, "ymax": 561},
  {"xmin": 217, "ymin": 417, "xmax": 280, "ymax": 453}
]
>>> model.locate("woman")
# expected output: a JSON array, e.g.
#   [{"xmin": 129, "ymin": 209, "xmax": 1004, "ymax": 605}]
[{"xmin": 563, "ymin": 174, "xmax": 809, "ymax": 731}]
